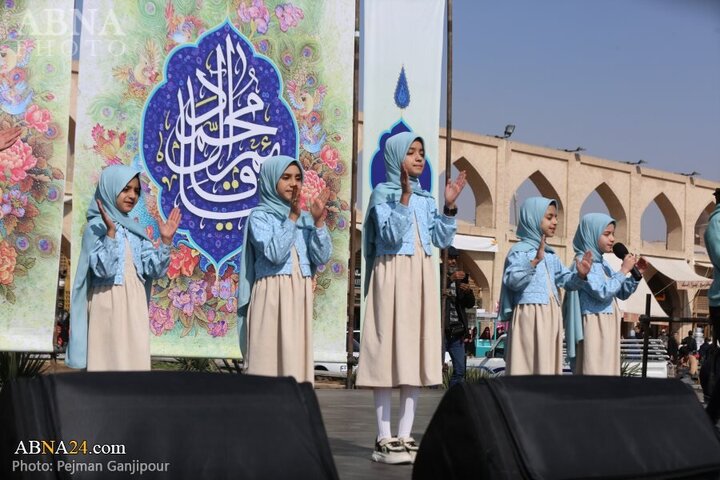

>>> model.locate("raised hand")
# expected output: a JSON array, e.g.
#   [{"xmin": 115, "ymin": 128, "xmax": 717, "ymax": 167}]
[
  {"xmin": 451, "ymin": 270, "xmax": 466, "ymax": 281},
  {"xmin": 0, "ymin": 127, "xmax": 21, "ymax": 152},
  {"xmin": 636, "ymin": 256, "xmax": 648, "ymax": 274},
  {"xmin": 620, "ymin": 253, "xmax": 637, "ymax": 275},
  {"xmin": 532, "ymin": 234, "xmax": 546, "ymax": 265},
  {"xmin": 400, "ymin": 164, "xmax": 412, "ymax": 206},
  {"xmin": 444, "ymin": 170, "xmax": 467, "ymax": 208},
  {"xmin": 310, "ymin": 188, "xmax": 330, "ymax": 226},
  {"xmin": 576, "ymin": 250, "xmax": 593, "ymax": 279},
  {"xmin": 289, "ymin": 186, "xmax": 301, "ymax": 222},
  {"xmin": 96, "ymin": 199, "xmax": 116, "ymax": 238},
  {"xmin": 159, "ymin": 207, "xmax": 181, "ymax": 245}
]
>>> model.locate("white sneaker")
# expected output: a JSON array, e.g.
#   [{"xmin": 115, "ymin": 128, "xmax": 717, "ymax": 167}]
[
  {"xmin": 399, "ymin": 437, "xmax": 419, "ymax": 464},
  {"xmin": 371, "ymin": 437, "xmax": 413, "ymax": 464}
]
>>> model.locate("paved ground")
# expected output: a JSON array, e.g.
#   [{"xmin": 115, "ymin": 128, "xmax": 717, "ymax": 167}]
[{"xmin": 316, "ymin": 389, "xmax": 445, "ymax": 480}]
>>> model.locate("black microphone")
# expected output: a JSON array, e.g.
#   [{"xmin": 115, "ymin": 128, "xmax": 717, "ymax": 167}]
[{"xmin": 612, "ymin": 243, "xmax": 642, "ymax": 281}]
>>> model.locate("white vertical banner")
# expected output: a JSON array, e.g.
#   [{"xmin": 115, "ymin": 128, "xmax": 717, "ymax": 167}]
[{"xmin": 361, "ymin": 0, "xmax": 446, "ymax": 293}]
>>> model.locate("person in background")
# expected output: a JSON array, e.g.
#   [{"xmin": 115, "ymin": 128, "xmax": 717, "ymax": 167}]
[
  {"xmin": 444, "ymin": 246, "xmax": 476, "ymax": 388},
  {"xmin": 465, "ymin": 326, "xmax": 478, "ymax": 357},
  {"xmin": 667, "ymin": 332, "xmax": 680, "ymax": 365},
  {"xmin": 699, "ymin": 337, "xmax": 712, "ymax": 363},
  {"xmin": 682, "ymin": 330, "xmax": 697, "ymax": 353}
]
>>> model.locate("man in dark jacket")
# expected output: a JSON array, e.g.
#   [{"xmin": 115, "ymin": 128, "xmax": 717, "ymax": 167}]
[
  {"xmin": 682, "ymin": 330, "xmax": 698, "ymax": 353},
  {"xmin": 443, "ymin": 247, "xmax": 476, "ymax": 388}
]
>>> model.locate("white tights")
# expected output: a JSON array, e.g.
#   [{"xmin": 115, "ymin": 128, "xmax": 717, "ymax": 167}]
[{"xmin": 373, "ymin": 386, "xmax": 420, "ymax": 441}]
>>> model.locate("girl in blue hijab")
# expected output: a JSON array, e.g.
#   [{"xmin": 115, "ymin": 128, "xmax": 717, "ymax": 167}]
[
  {"xmin": 356, "ymin": 131, "xmax": 466, "ymax": 465},
  {"xmin": 563, "ymin": 213, "xmax": 645, "ymax": 375},
  {"xmin": 499, "ymin": 197, "xmax": 592, "ymax": 375},
  {"xmin": 67, "ymin": 165, "xmax": 181, "ymax": 370},
  {"xmin": 237, "ymin": 155, "xmax": 331, "ymax": 384}
]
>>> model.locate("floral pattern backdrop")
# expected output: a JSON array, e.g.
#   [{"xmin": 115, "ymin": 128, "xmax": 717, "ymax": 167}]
[
  {"xmin": 72, "ymin": 0, "xmax": 354, "ymax": 360},
  {"xmin": 0, "ymin": 0, "xmax": 73, "ymax": 351}
]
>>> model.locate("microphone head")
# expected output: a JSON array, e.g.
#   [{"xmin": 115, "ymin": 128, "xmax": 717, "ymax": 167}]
[{"xmin": 612, "ymin": 242, "xmax": 629, "ymax": 259}]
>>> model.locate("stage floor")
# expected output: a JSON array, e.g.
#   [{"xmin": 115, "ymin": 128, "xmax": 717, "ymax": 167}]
[{"xmin": 316, "ymin": 388, "xmax": 445, "ymax": 480}]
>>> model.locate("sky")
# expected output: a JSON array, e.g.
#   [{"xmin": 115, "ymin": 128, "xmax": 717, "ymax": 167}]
[
  {"xmin": 427, "ymin": 0, "xmax": 720, "ymax": 239},
  {"xmin": 442, "ymin": 0, "xmax": 719, "ymax": 181}
]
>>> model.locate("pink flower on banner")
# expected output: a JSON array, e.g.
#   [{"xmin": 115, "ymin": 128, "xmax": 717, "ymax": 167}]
[
  {"xmin": 275, "ymin": 3, "xmax": 304, "ymax": 32},
  {"xmin": 299, "ymin": 169, "xmax": 326, "ymax": 210},
  {"xmin": 211, "ymin": 278, "xmax": 235, "ymax": 300},
  {"xmin": 0, "ymin": 240, "xmax": 17, "ymax": 285},
  {"xmin": 0, "ymin": 140, "xmax": 37, "ymax": 183},
  {"xmin": 238, "ymin": 0, "xmax": 270, "ymax": 34},
  {"xmin": 24, "ymin": 104, "xmax": 52, "ymax": 132},
  {"xmin": 188, "ymin": 279, "xmax": 207, "ymax": 306},
  {"xmin": 207, "ymin": 311, "xmax": 228, "ymax": 338},
  {"xmin": 319, "ymin": 145, "xmax": 339, "ymax": 169},
  {"xmin": 149, "ymin": 303, "xmax": 175, "ymax": 335},
  {"xmin": 169, "ymin": 289, "xmax": 194, "ymax": 316},
  {"xmin": 1, "ymin": 189, "xmax": 28, "ymax": 218},
  {"xmin": 167, "ymin": 244, "xmax": 200, "ymax": 279},
  {"xmin": 211, "ymin": 278, "xmax": 238, "ymax": 313}
]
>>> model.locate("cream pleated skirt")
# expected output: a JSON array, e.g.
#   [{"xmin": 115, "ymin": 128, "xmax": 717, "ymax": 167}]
[
  {"xmin": 575, "ymin": 302, "xmax": 621, "ymax": 376},
  {"xmin": 87, "ymin": 240, "xmax": 150, "ymax": 372},
  {"xmin": 506, "ymin": 300, "xmax": 563, "ymax": 375},
  {"xmin": 245, "ymin": 249, "xmax": 314, "ymax": 384},
  {"xmin": 356, "ymin": 228, "xmax": 442, "ymax": 387}
]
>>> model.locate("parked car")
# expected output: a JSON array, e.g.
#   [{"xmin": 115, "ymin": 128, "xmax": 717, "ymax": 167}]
[
  {"xmin": 468, "ymin": 334, "xmax": 507, "ymax": 375},
  {"xmin": 314, "ymin": 336, "xmax": 359, "ymax": 377}
]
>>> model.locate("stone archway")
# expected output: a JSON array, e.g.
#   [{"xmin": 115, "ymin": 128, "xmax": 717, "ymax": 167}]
[
  {"xmin": 580, "ymin": 182, "xmax": 628, "ymax": 243},
  {"xmin": 510, "ymin": 170, "xmax": 566, "ymax": 236},
  {"xmin": 642, "ymin": 193, "xmax": 683, "ymax": 251},
  {"xmin": 458, "ymin": 251, "xmax": 490, "ymax": 310},
  {"xmin": 454, "ymin": 156, "xmax": 493, "ymax": 228},
  {"xmin": 694, "ymin": 202, "xmax": 715, "ymax": 250}
]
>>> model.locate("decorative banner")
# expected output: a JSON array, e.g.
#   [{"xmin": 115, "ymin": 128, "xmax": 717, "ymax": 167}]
[
  {"xmin": 73, "ymin": 1, "xmax": 354, "ymax": 361},
  {"xmin": 361, "ymin": 0, "xmax": 446, "ymax": 295},
  {"xmin": 0, "ymin": 1, "xmax": 74, "ymax": 352}
]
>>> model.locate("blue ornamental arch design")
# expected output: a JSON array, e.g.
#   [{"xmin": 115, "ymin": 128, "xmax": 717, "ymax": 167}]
[
  {"xmin": 370, "ymin": 120, "xmax": 433, "ymax": 191},
  {"xmin": 369, "ymin": 66, "xmax": 432, "ymax": 192},
  {"xmin": 142, "ymin": 20, "xmax": 298, "ymax": 270}
]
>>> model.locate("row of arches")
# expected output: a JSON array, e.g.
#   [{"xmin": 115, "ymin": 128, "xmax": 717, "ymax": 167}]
[{"xmin": 452, "ymin": 162, "xmax": 714, "ymax": 251}]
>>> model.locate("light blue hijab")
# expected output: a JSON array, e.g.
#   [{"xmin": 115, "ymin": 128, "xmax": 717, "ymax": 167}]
[
  {"xmin": 67, "ymin": 165, "xmax": 150, "ymax": 369},
  {"xmin": 705, "ymin": 203, "xmax": 720, "ymax": 308},
  {"xmin": 563, "ymin": 213, "xmax": 615, "ymax": 366},
  {"xmin": 362, "ymin": 131, "xmax": 433, "ymax": 294},
  {"xmin": 237, "ymin": 155, "xmax": 315, "ymax": 357},
  {"xmin": 497, "ymin": 197, "xmax": 557, "ymax": 320}
]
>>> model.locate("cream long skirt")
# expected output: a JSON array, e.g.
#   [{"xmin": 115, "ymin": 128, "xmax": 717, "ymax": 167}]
[
  {"xmin": 87, "ymin": 240, "xmax": 150, "ymax": 372},
  {"xmin": 506, "ymin": 300, "xmax": 563, "ymax": 376},
  {"xmin": 575, "ymin": 302, "xmax": 622, "ymax": 376},
  {"xmin": 356, "ymin": 229, "xmax": 442, "ymax": 387},
  {"xmin": 245, "ymin": 249, "xmax": 314, "ymax": 384}
]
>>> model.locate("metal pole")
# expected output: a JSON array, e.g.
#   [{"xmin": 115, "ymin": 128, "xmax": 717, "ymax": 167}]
[
  {"xmin": 345, "ymin": 0, "xmax": 361, "ymax": 389},
  {"xmin": 641, "ymin": 293, "xmax": 651, "ymax": 378},
  {"xmin": 440, "ymin": 0, "xmax": 453, "ymax": 340}
]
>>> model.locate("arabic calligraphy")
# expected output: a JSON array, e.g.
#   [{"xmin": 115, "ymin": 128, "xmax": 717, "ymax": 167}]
[{"xmin": 143, "ymin": 21, "xmax": 297, "ymax": 266}]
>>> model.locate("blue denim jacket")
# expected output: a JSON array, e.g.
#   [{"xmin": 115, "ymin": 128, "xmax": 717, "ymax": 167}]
[
  {"xmin": 578, "ymin": 260, "xmax": 639, "ymax": 314},
  {"xmin": 89, "ymin": 225, "xmax": 170, "ymax": 286},
  {"xmin": 503, "ymin": 250, "xmax": 584, "ymax": 305},
  {"xmin": 372, "ymin": 194, "xmax": 456, "ymax": 256},
  {"xmin": 248, "ymin": 211, "xmax": 332, "ymax": 279}
]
